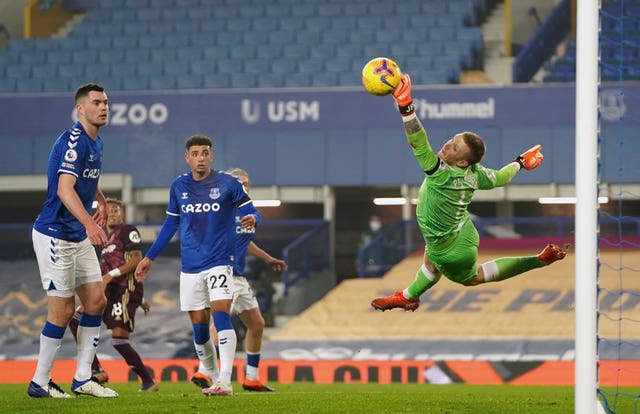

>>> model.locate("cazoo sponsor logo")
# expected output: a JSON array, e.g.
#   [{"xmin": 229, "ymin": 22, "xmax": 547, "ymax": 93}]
[
  {"xmin": 72, "ymin": 102, "xmax": 169, "ymax": 126},
  {"xmin": 241, "ymin": 99, "xmax": 320, "ymax": 124}
]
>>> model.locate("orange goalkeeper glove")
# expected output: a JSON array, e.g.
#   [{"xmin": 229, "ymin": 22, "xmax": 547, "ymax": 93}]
[
  {"xmin": 515, "ymin": 144, "xmax": 544, "ymax": 170},
  {"xmin": 392, "ymin": 74, "xmax": 415, "ymax": 116}
]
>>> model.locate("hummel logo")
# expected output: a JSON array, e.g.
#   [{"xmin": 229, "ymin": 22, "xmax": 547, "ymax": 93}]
[{"xmin": 181, "ymin": 192, "xmax": 188, "ymax": 199}]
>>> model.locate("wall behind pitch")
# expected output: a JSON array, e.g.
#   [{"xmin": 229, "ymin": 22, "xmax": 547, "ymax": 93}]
[{"xmin": 0, "ymin": 84, "xmax": 634, "ymax": 187}]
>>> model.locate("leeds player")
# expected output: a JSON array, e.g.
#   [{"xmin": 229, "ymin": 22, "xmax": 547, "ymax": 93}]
[
  {"xmin": 69, "ymin": 198, "xmax": 157, "ymax": 392},
  {"xmin": 29, "ymin": 83, "xmax": 118, "ymax": 398},
  {"xmin": 135, "ymin": 135, "xmax": 261, "ymax": 396},
  {"xmin": 371, "ymin": 74, "xmax": 568, "ymax": 312}
]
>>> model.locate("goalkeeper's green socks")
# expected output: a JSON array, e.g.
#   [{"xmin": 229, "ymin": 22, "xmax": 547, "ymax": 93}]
[
  {"xmin": 406, "ymin": 264, "xmax": 441, "ymax": 298},
  {"xmin": 482, "ymin": 256, "xmax": 544, "ymax": 282}
]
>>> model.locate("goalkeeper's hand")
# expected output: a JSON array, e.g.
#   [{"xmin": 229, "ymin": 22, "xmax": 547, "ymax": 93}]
[
  {"xmin": 392, "ymin": 74, "xmax": 415, "ymax": 116},
  {"xmin": 515, "ymin": 144, "xmax": 544, "ymax": 170}
]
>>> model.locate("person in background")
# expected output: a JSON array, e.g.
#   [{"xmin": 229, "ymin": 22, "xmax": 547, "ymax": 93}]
[{"xmin": 69, "ymin": 198, "xmax": 157, "ymax": 392}]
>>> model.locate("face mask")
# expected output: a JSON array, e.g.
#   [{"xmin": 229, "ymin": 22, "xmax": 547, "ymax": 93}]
[{"xmin": 369, "ymin": 221, "xmax": 382, "ymax": 232}]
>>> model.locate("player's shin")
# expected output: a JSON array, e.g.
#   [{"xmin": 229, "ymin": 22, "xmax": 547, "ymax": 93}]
[
  {"xmin": 75, "ymin": 313, "xmax": 102, "ymax": 381},
  {"xmin": 407, "ymin": 264, "xmax": 441, "ymax": 298},
  {"xmin": 192, "ymin": 324, "xmax": 219, "ymax": 379},
  {"xmin": 33, "ymin": 322, "xmax": 65, "ymax": 386},
  {"xmin": 481, "ymin": 256, "xmax": 544, "ymax": 282},
  {"xmin": 213, "ymin": 311, "xmax": 237, "ymax": 385}
]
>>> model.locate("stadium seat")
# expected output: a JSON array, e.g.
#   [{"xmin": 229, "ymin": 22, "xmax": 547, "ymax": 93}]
[
  {"xmin": 150, "ymin": 48, "xmax": 178, "ymax": 62},
  {"xmin": 203, "ymin": 73, "xmax": 231, "ymax": 89},
  {"xmin": 137, "ymin": 61, "xmax": 163, "ymax": 77},
  {"xmin": 84, "ymin": 63, "xmax": 112, "ymax": 79},
  {"xmin": 310, "ymin": 44, "xmax": 336, "ymax": 59},
  {"xmin": 42, "ymin": 79, "xmax": 70, "ymax": 93},
  {"xmin": 124, "ymin": 48, "xmax": 151, "ymax": 63},
  {"xmin": 164, "ymin": 61, "xmax": 191, "ymax": 76},
  {"xmin": 244, "ymin": 58, "xmax": 270, "ymax": 74},
  {"xmin": 217, "ymin": 59, "xmax": 244, "ymax": 74},
  {"xmin": 190, "ymin": 60, "xmax": 215, "ymax": 76},
  {"xmin": 15, "ymin": 79, "xmax": 43, "ymax": 93},
  {"xmin": 19, "ymin": 50, "xmax": 46, "ymax": 65},
  {"xmin": 0, "ymin": 78, "xmax": 16, "ymax": 93},
  {"xmin": 257, "ymin": 73, "xmax": 285, "ymax": 88},
  {"xmin": 325, "ymin": 57, "xmax": 351, "ymax": 73},
  {"xmin": 298, "ymin": 57, "xmax": 326, "ymax": 74},
  {"xmin": 45, "ymin": 50, "xmax": 72, "ymax": 65},
  {"xmin": 311, "ymin": 73, "xmax": 338, "ymax": 87},
  {"xmin": 229, "ymin": 45, "xmax": 257, "ymax": 60},
  {"xmin": 176, "ymin": 75, "xmax": 203, "ymax": 89},
  {"xmin": 122, "ymin": 76, "xmax": 150, "ymax": 90},
  {"xmin": 139, "ymin": 34, "xmax": 164, "ymax": 49},
  {"xmin": 98, "ymin": 49, "xmax": 125, "ymax": 64},
  {"xmin": 5, "ymin": 64, "xmax": 31, "ymax": 79},
  {"xmin": 58, "ymin": 63, "xmax": 84, "ymax": 79},
  {"xmin": 149, "ymin": 75, "xmax": 177, "ymax": 90},
  {"xmin": 73, "ymin": 49, "xmax": 99, "ymax": 64},
  {"xmin": 230, "ymin": 73, "xmax": 257, "ymax": 88},
  {"xmin": 110, "ymin": 62, "xmax": 137, "ymax": 77},
  {"xmin": 283, "ymin": 72, "xmax": 310, "ymax": 87},
  {"xmin": 31, "ymin": 64, "xmax": 57, "ymax": 79}
]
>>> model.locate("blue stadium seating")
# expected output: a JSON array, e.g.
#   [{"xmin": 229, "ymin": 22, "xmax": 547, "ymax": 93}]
[{"xmin": 0, "ymin": 0, "xmax": 486, "ymax": 92}]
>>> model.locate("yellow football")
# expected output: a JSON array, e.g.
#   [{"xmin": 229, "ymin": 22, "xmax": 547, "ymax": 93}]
[{"xmin": 361, "ymin": 57, "xmax": 402, "ymax": 96}]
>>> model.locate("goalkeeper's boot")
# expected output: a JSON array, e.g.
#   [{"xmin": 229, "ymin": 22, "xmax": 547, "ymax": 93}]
[
  {"xmin": 191, "ymin": 371, "xmax": 212, "ymax": 389},
  {"xmin": 538, "ymin": 243, "xmax": 568, "ymax": 265},
  {"xmin": 202, "ymin": 380, "xmax": 233, "ymax": 396},
  {"xmin": 71, "ymin": 377, "xmax": 119, "ymax": 397},
  {"xmin": 28, "ymin": 380, "xmax": 72, "ymax": 398},
  {"xmin": 242, "ymin": 379, "xmax": 275, "ymax": 392},
  {"xmin": 91, "ymin": 368, "xmax": 109, "ymax": 384},
  {"xmin": 371, "ymin": 291, "xmax": 419, "ymax": 312}
]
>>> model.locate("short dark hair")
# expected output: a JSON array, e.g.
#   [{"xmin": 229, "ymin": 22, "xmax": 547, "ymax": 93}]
[
  {"xmin": 105, "ymin": 198, "xmax": 123, "ymax": 208},
  {"xmin": 461, "ymin": 131, "xmax": 485, "ymax": 165},
  {"xmin": 185, "ymin": 134, "xmax": 212, "ymax": 150},
  {"xmin": 74, "ymin": 83, "xmax": 105, "ymax": 103}
]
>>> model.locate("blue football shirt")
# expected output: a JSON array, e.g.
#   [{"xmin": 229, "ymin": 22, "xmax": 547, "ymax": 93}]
[
  {"xmin": 150, "ymin": 170, "xmax": 259, "ymax": 273},
  {"xmin": 33, "ymin": 122, "xmax": 103, "ymax": 242}
]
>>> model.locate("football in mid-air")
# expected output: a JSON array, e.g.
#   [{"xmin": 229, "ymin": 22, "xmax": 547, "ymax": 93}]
[{"xmin": 361, "ymin": 57, "xmax": 402, "ymax": 96}]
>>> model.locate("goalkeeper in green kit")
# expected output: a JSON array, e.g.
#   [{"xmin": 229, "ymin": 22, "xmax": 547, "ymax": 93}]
[{"xmin": 371, "ymin": 74, "xmax": 568, "ymax": 312}]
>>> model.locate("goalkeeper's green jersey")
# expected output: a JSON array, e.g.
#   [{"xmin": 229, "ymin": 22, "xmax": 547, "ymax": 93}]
[{"xmin": 407, "ymin": 129, "xmax": 518, "ymax": 247}]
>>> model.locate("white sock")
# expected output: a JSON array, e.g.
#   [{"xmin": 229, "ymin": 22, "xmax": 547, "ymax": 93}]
[
  {"xmin": 33, "ymin": 334, "xmax": 62, "ymax": 386},
  {"xmin": 75, "ymin": 325, "xmax": 100, "ymax": 381},
  {"xmin": 216, "ymin": 328, "xmax": 237, "ymax": 384},
  {"xmin": 194, "ymin": 339, "xmax": 219, "ymax": 380}
]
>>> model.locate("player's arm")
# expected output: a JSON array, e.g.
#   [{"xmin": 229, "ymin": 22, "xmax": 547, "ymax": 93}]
[
  {"xmin": 236, "ymin": 194, "xmax": 262, "ymax": 229},
  {"xmin": 103, "ymin": 249, "xmax": 143, "ymax": 285},
  {"xmin": 135, "ymin": 213, "xmax": 179, "ymax": 282},
  {"xmin": 392, "ymin": 74, "xmax": 439, "ymax": 174},
  {"xmin": 58, "ymin": 173, "xmax": 108, "ymax": 247},
  {"xmin": 93, "ymin": 187, "xmax": 107, "ymax": 227},
  {"xmin": 247, "ymin": 241, "xmax": 288, "ymax": 271},
  {"xmin": 479, "ymin": 145, "xmax": 545, "ymax": 189}
]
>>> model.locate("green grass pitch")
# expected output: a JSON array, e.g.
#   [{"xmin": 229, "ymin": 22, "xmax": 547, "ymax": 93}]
[{"xmin": 0, "ymin": 382, "xmax": 634, "ymax": 413}]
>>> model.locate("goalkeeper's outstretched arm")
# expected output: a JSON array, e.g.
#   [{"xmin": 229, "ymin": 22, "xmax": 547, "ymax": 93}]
[{"xmin": 392, "ymin": 74, "xmax": 439, "ymax": 173}]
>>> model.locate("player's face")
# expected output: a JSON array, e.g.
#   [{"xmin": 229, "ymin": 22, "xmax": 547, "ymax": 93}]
[
  {"xmin": 185, "ymin": 145, "xmax": 213, "ymax": 177},
  {"xmin": 236, "ymin": 173, "xmax": 250, "ymax": 193},
  {"xmin": 106, "ymin": 203, "xmax": 123, "ymax": 229},
  {"xmin": 438, "ymin": 134, "xmax": 471, "ymax": 168},
  {"xmin": 76, "ymin": 91, "xmax": 109, "ymax": 128}
]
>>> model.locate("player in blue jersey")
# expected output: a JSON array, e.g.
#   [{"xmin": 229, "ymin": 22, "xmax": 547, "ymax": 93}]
[
  {"xmin": 29, "ymin": 83, "xmax": 118, "ymax": 398},
  {"xmin": 134, "ymin": 135, "xmax": 261, "ymax": 397},
  {"xmin": 191, "ymin": 168, "xmax": 286, "ymax": 392}
]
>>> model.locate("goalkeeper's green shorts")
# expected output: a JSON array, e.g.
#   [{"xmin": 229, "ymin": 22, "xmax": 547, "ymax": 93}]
[{"xmin": 425, "ymin": 219, "xmax": 479, "ymax": 284}]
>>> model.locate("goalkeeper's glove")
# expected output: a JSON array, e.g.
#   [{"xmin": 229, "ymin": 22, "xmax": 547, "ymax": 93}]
[
  {"xmin": 392, "ymin": 73, "xmax": 415, "ymax": 117},
  {"xmin": 515, "ymin": 144, "xmax": 544, "ymax": 170}
]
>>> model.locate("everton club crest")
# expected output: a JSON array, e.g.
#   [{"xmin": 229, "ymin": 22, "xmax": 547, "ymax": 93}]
[{"xmin": 209, "ymin": 188, "xmax": 220, "ymax": 200}]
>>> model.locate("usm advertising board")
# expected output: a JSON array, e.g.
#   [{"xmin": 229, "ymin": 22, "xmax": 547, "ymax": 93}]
[{"xmin": 0, "ymin": 84, "xmax": 633, "ymax": 187}]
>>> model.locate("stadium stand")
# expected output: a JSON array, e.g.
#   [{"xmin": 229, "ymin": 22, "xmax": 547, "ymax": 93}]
[{"xmin": 0, "ymin": 0, "xmax": 488, "ymax": 92}]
